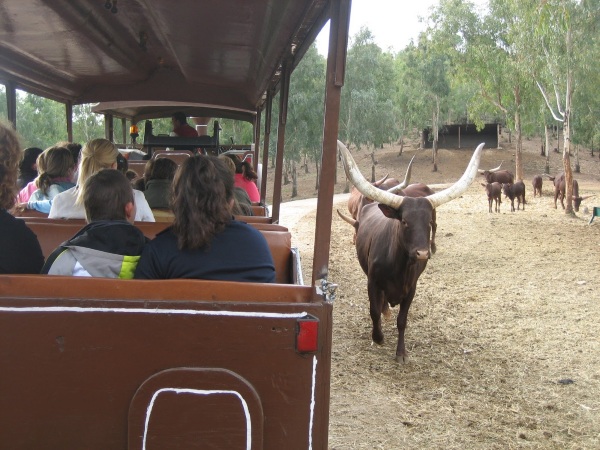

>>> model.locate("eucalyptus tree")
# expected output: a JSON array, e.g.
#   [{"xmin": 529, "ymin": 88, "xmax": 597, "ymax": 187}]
[
  {"xmin": 341, "ymin": 27, "xmax": 398, "ymax": 181},
  {"xmin": 400, "ymin": 37, "xmax": 451, "ymax": 172},
  {"xmin": 525, "ymin": 0, "xmax": 600, "ymax": 213},
  {"xmin": 287, "ymin": 44, "xmax": 326, "ymax": 195},
  {"xmin": 428, "ymin": 0, "xmax": 538, "ymax": 181}
]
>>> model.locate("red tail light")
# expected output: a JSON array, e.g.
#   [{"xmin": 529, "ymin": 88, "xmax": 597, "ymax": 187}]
[{"xmin": 296, "ymin": 316, "xmax": 319, "ymax": 353}]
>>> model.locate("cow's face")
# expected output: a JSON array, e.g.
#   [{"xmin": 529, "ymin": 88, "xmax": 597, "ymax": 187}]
[
  {"xmin": 378, "ymin": 197, "xmax": 433, "ymax": 261},
  {"xmin": 574, "ymin": 197, "xmax": 583, "ymax": 212}
]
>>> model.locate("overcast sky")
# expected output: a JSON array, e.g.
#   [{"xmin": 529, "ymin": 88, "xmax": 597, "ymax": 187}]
[{"xmin": 316, "ymin": 0, "xmax": 488, "ymax": 55}]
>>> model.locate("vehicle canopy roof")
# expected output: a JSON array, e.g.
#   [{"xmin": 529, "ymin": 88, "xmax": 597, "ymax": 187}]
[{"xmin": 0, "ymin": 0, "xmax": 329, "ymax": 112}]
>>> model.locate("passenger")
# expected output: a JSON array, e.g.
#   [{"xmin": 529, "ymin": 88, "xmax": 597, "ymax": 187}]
[
  {"xmin": 0, "ymin": 121, "xmax": 44, "ymax": 274},
  {"xmin": 171, "ymin": 112, "xmax": 198, "ymax": 138},
  {"xmin": 134, "ymin": 155, "xmax": 275, "ymax": 282},
  {"xmin": 143, "ymin": 157, "xmax": 177, "ymax": 209},
  {"xmin": 21, "ymin": 146, "xmax": 75, "ymax": 213},
  {"xmin": 64, "ymin": 142, "xmax": 82, "ymax": 182},
  {"xmin": 17, "ymin": 146, "xmax": 43, "ymax": 189},
  {"xmin": 49, "ymin": 138, "xmax": 155, "ymax": 221},
  {"xmin": 17, "ymin": 149, "xmax": 47, "ymax": 203},
  {"xmin": 218, "ymin": 154, "xmax": 254, "ymax": 216},
  {"xmin": 133, "ymin": 159, "xmax": 154, "ymax": 192},
  {"xmin": 42, "ymin": 169, "xmax": 148, "ymax": 278},
  {"xmin": 116, "ymin": 152, "xmax": 128, "ymax": 174},
  {"xmin": 224, "ymin": 154, "xmax": 260, "ymax": 202},
  {"xmin": 125, "ymin": 169, "xmax": 138, "ymax": 183}
]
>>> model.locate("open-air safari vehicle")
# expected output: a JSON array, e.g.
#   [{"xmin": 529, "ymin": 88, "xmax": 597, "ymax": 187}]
[{"xmin": 0, "ymin": 0, "xmax": 351, "ymax": 448}]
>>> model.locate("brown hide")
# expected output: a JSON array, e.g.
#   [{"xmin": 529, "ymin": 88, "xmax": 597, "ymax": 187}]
[
  {"xmin": 502, "ymin": 181, "xmax": 526, "ymax": 212},
  {"xmin": 553, "ymin": 173, "xmax": 584, "ymax": 211},
  {"xmin": 483, "ymin": 170, "xmax": 514, "ymax": 185},
  {"xmin": 482, "ymin": 182, "xmax": 502, "ymax": 213},
  {"xmin": 348, "ymin": 178, "xmax": 400, "ymax": 244},
  {"xmin": 354, "ymin": 198, "xmax": 433, "ymax": 363},
  {"xmin": 532, "ymin": 175, "xmax": 543, "ymax": 197}
]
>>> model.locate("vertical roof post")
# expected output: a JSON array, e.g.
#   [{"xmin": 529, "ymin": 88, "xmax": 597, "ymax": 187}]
[
  {"xmin": 311, "ymin": 0, "xmax": 351, "ymax": 286},
  {"xmin": 271, "ymin": 58, "xmax": 292, "ymax": 223},
  {"xmin": 6, "ymin": 82, "xmax": 17, "ymax": 128},
  {"xmin": 65, "ymin": 101, "xmax": 74, "ymax": 143},
  {"xmin": 260, "ymin": 91, "xmax": 274, "ymax": 205}
]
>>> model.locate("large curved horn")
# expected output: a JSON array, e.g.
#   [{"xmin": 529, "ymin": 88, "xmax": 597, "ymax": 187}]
[
  {"xmin": 338, "ymin": 140, "xmax": 404, "ymax": 209},
  {"xmin": 387, "ymin": 154, "xmax": 416, "ymax": 194},
  {"xmin": 373, "ymin": 173, "xmax": 390, "ymax": 187},
  {"xmin": 337, "ymin": 209, "xmax": 357, "ymax": 226},
  {"xmin": 478, "ymin": 160, "xmax": 503, "ymax": 174},
  {"xmin": 576, "ymin": 194, "xmax": 595, "ymax": 201},
  {"xmin": 426, "ymin": 143, "xmax": 484, "ymax": 209}
]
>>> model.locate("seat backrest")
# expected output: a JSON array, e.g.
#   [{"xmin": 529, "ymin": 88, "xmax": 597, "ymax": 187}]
[
  {"xmin": 25, "ymin": 221, "xmax": 292, "ymax": 283},
  {"xmin": 152, "ymin": 149, "xmax": 193, "ymax": 160},
  {"xmin": 128, "ymin": 160, "xmax": 147, "ymax": 178},
  {"xmin": 250, "ymin": 204, "xmax": 269, "ymax": 217},
  {"xmin": 155, "ymin": 152, "xmax": 192, "ymax": 166}
]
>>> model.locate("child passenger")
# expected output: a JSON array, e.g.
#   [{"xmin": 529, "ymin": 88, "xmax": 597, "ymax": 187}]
[
  {"xmin": 22, "ymin": 146, "xmax": 75, "ymax": 213},
  {"xmin": 134, "ymin": 155, "xmax": 275, "ymax": 282},
  {"xmin": 42, "ymin": 169, "xmax": 148, "ymax": 278}
]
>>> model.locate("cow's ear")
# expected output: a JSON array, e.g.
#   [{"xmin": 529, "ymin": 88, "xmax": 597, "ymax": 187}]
[{"xmin": 378, "ymin": 204, "xmax": 398, "ymax": 218}]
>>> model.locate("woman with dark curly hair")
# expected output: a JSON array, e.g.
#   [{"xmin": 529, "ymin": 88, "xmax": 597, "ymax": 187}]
[
  {"xmin": 0, "ymin": 121, "xmax": 44, "ymax": 273},
  {"xmin": 134, "ymin": 155, "xmax": 274, "ymax": 282},
  {"xmin": 224, "ymin": 153, "xmax": 260, "ymax": 202}
]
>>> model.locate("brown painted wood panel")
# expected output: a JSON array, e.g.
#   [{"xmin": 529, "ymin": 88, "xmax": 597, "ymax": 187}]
[{"xmin": 0, "ymin": 292, "xmax": 332, "ymax": 449}]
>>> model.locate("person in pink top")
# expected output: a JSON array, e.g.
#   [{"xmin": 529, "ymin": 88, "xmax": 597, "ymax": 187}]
[{"xmin": 224, "ymin": 154, "xmax": 260, "ymax": 202}]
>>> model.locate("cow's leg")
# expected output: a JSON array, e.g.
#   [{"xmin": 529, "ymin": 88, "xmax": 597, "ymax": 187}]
[
  {"xmin": 395, "ymin": 289, "xmax": 415, "ymax": 363},
  {"xmin": 368, "ymin": 281, "xmax": 385, "ymax": 345},
  {"xmin": 488, "ymin": 198, "xmax": 492, "ymax": 213}
]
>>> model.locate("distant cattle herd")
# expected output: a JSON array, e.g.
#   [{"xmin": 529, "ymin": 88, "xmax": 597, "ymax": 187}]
[{"xmin": 478, "ymin": 164, "xmax": 593, "ymax": 214}]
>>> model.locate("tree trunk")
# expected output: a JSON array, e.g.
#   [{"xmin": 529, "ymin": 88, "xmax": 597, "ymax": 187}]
[
  {"xmin": 544, "ymin": 124, "xmax": 551, "ymax": 174},
  {"xmin": 283, "ymin": 159, "xmax": 290, "ymax": 185},
  {"xmin": 291, "ymin": 159, "xmax": 297, "ymax": 198},
  {"xmin": 432, "ymin": 101, "xmax": 439, "ymax": 172},
  {"xmin": 497, "ymin": 123, "xmax": 501, "ymax": 149},
  {"xmin": 398, "ymin": 136, "xmax": 404, "ymax": 156},
  {"xmin": 314, "ymin": 160, "xmax": 320, "ymax": 191},
  {"xmin": 514, "ymin": 102, "xmax": 523, "ymax": 181},
  {"xmin": 370, "ymin": 150, "xmax": 377, "ymax": 182},
  {"xmin": 574, "ymin": 144, "xmax": 580, "ymax": 173},
  {"xmin": 563, "ymin": 59, "xmax": 574, "ymax": 215}
]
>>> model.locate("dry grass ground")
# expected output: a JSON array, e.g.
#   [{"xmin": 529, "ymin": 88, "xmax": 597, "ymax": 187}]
[{"xmin": 280, "ymin": 134, "xmax": 600, "ymax": 449}]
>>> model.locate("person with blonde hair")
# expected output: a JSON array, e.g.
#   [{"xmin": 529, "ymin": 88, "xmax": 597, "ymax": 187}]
[
  {"xmin": 20, "ymin": 146, "xmax": 75, "ymax": 213},
  {"xmin": 49, "ymin": 138, "xmax": 155, "ymax": 221},
  {"xmin": 0, "ymin": 121, "xmax": 44, "ymax": 273}
]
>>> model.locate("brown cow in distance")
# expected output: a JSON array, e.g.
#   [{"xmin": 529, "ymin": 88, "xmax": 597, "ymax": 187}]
[
  {"xmin": 481, "ymin": 182, "xmax": 502, "ymax": 213},
  {"xmin": 532, "ymin": 175, "xmax": 543, "ymax": 197},
  {"xmin": 502, "ymin": 181, "xmax": 526, "ymax": 211},
  {"xmin": 337, "ymin": 141, "xmax": 484, "ymax": 363},
  {"xmin": 549, "ymin": 173, "xmax": 594, "ymax": 212},
  {"xmin": 478, "ymin": 161, "xmax": 514, "ymax": 185}
]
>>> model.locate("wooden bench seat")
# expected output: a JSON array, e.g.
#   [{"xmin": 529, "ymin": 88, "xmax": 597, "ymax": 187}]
[{"xmin": 24, "ymin": 220, "xmax": 296, "ymax": 284}]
